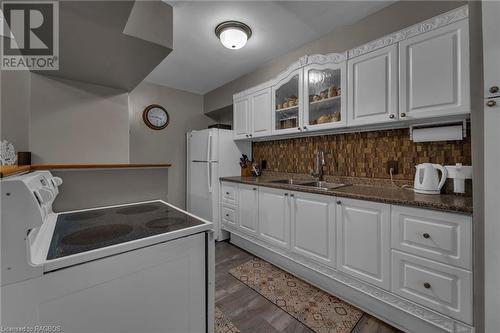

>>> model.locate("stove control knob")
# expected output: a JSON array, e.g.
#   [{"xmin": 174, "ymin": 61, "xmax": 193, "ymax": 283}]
[
  {"xmin": 51, "ymin": 177, "xmax": 63, "ymax": 187},
  {"xmin": 38, "ymin": 187, "xmax": 54, "ymax": 204}
]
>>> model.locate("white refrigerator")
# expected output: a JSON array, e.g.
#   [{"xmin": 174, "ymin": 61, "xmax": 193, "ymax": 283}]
[{"xmin": 186, "ymin": 128, "xmax": 251, "ymax": 241}]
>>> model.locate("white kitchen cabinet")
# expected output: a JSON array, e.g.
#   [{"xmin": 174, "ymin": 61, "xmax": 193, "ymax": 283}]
[
  {"xmin": 233, "ymin": 97, "xmax": 250, "ymax": 140},
  {"xmin": 392, "ymin": 250, "xmax": 472, "ymax": 324},
  {"xmin": 258, "ymin": 187, "xmax": 290, "ymax": 249},
  {"xmin": 337, "ymin": 198, "xmax": 391, "ymax": 289},
  {"xmin": 272, "ymin": 68, "xmax": 304, "ymax": 135},
  {"xmin": 250, "ymin": 88, "xmax": 272, "ymax": 137},
  {"xmin": 290, "ymin": 191, "xmax": 336, "ymax": 267},
  {"xmin": 303, "ymin": 61, "xmax": 347, "ymax": 131},
  {"xmin": 399, "ymin": 20, "xmax": 470, "ymax": 119},
  {"xmin": 238, "ymin": 184, "xmax": 258, "ymax": 234},
  {"xmin": 348, "ymin": 44, "xmax": 398, "ymax": 126},
  {"xmin": 391, "ymin": 206, "xmax": 472, "ymax": 269}
]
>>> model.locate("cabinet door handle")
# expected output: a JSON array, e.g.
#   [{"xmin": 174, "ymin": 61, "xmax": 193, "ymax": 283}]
[
  {"xmin": 400, "ymin": 112, "xmax": 407, "ymax": 118},
  {"xmin": 336, "ymin": 200, "xmax": 342, "ymax": 205},
  {"xmin": 252, "ymin": 187, "xmax": 257, "ymax": 191},
  {"xmin": 297, "ymin": 127, "xmax": 302, "ymax": 131},
  {"xmin": 423, "ymin": 282, "xmax": 431, "ymax": 289},
  {"xmin": 290, "ymin": 194, "xmax": 294, "ymax": 197},
  {"xmin": 245, "ymin": 134, "xmax": 249, "ymax": 138},
  {"xmin": 303, "ymin": 126, "xmax": 307, "ymax": 130},
  {"xmin": 226, "ymin": 192, "xmax": 230, "ymax": 195},
  {"xmin": 389, "ymin": 114, "xmax": 395, "ymax": 119},
  {"xmin": 487, "ymin": 100, "xmax": 497, "ymax": 107},
  {"xmin": 423, "ymin": 233, "xmax": 430, "ymax": 239},
  {"xmin": 225, "ymin": 214, "xmax": 229, "ymax": 217},
  {"xmin": 490, "ymin": 86, "xmax": 499, "ymax": 94}
]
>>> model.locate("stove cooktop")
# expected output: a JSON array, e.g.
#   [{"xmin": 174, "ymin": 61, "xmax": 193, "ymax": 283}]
[{"xmin": 46, "ymin": 202, "xmax": 204, "ymax": 260}]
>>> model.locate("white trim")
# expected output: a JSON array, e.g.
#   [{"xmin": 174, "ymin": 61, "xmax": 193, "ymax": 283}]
[{"xmin": 348, "ymin": 5, "xmax": 469, "ymax": 59}]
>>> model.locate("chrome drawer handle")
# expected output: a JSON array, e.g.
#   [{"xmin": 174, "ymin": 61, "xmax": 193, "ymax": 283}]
[
  {"xmin": 225, "ymin": 214, "xmax": 229, "ymax": 217},
  {"xmin": 490, "ymin": 86, "xmax": 499, "ymax": 94},
  {"xmin": 336, "ymin": 200, "xmax": 342, "ymax": 205},
  {"xmin": 226, "ymin": 192, "xmax": 230, "ymax": 195},
  {"xmin": 423, "ymin": 282, "xmax": 431, "ymax": 289},
  {"xmin": 284, "ymin": 193, "xmax": 288, "ymax": 196},
  {"xmin": 389, "ymin": 114, "xmax": 395, "ymax": 119},
  {"xmin": 487, "ymin": 100, "xmax": 497, "ymax": 107},
  {"xmin": 423, "ymin": 233, "xmax": 430, "ymax": 239}
]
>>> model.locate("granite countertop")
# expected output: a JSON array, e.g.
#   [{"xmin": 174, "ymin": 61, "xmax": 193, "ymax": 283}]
[{"xmin": 220, "ymin": 175, "xmax": 473, "ymax": 215}]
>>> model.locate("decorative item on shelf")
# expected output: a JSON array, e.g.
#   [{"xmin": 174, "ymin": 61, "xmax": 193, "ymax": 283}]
[
  {"xmin": 276, "ymin": 104, "xmax": 281, "ymax": 110},
  {"xmin": 328, "ymin": 86, "xmax": 338, "ymax": 98},
  {"xmin": 17, "ymin": 152, "xmax": 31, "ymax": 166},
  {"xmin": 143, "ymin": 104, "xmax": 169, "ymax": 130},
  {"xmin": 332, "ymin": 111, "xmax": 341, "ymax": 122},
  {"xmin": 312, "ymin": 94, "xmax": 321, "ymax": 102},
  {"xmin": 0, "ymin": 140, "xmax": 17, "ymax": 165},
  {"xmin": 317, "ymin": 115, "xmax": 332, "ymax": 124},
  {"xmin": 320, "ymin": 89, "xmax": 328, "ymax": 99},
  {"xmin": 337, "ymin": 88, "xmax": 341, "ymax": 96},
  {"xmin": 279, "ymin": 116, "xmax": 297, "ymax": 129}
]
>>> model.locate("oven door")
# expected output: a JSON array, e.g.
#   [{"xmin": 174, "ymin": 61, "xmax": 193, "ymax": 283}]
[{"xmin": 2, "ymin": 233, "xmax": 209, "ymax": 333}]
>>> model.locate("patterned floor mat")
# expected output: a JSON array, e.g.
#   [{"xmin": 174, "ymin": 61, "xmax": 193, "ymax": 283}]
[{"xmin": 230, "ymin": 258, "xmax": 363, "ymax": 333}]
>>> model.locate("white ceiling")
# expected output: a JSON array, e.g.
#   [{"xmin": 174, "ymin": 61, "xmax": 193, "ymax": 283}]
[{"xmin": 145, "ymin": 1, "xmax": 393, "ymax": 94}]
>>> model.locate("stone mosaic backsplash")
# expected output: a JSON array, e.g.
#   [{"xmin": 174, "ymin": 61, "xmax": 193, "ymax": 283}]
[{"xmin": 252, "ymin": 128, "xmax": 471, "ymax": 181}]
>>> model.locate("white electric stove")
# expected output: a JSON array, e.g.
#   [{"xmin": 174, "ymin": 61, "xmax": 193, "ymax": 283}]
[{"xmin": 1, "ymin": 171, "xmax": 214, "ymax": 333}]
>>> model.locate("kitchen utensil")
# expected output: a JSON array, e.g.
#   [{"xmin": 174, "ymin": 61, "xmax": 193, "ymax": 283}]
[{"xmin": 413, "ymin": 163, "xmax": 448, "ymax": 194}]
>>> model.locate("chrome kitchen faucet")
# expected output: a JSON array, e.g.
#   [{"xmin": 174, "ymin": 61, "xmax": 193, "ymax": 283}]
[{"xmin": 311, "ymin": 151, "xmax": 326, "ymax": 181}]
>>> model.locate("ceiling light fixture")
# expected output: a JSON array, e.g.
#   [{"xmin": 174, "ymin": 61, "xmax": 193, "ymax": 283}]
[{"xmin": 215, "ymin": 21, "xmax": 252, "ymax": 50}]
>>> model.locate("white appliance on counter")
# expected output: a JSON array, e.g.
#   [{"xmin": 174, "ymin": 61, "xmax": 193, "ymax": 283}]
[
  {"xmin": 187, "ymin": 128, "xmax": 251, "ymax": 241},
  {"xmin": 1, "ymin": 171, "xmax": 215, "ymax": 333},
  {"xmin": 413, "ymin": 163, "xmax": 447, "ymax": 194}
]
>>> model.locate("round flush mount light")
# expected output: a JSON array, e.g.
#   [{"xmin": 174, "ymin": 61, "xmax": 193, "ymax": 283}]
[{"xmin": 215, "ymin": 21, "xmax": 252, "ymax": 50}]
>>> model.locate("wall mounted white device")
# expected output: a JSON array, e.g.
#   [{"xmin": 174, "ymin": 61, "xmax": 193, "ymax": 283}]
[{"xmin": 445, "ymin": 163, "xmax": 472, "ymax": 194}]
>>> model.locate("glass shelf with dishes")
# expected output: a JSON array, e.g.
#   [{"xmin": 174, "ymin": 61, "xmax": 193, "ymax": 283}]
[
  {"xmin": 306, "ymin": 68, "xmax": 342, "ymax": 126},
  {"xmin": 274, "ymin": 73, "xmax": 301, "ymax": 131}
]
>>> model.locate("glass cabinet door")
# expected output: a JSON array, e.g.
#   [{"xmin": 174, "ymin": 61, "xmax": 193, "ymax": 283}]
[
  {"xmin": 272, "ymin": 70, "xmax": 302, "ymax": 134},
  {"xmin": 304, "ymin": 63, "xmax": 346, "ymax": 130}
]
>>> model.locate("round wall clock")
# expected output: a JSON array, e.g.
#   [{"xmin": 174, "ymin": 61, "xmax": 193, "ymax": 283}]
[{"xmin": 143, "ymin": 104, "xmax": 169, "ymax": 130}]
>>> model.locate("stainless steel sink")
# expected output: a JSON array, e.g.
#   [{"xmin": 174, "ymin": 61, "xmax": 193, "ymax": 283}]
[
  {"xmin": 300, "ymin": 181, "xmax": 351, "ymax": 190},
  {"xmin": 270, "ymin": 179, "xmax": 310, "ymax": 185},
  {"xmin": 270, "ymin": 179, "xmax": 350, "ymax": 190}
]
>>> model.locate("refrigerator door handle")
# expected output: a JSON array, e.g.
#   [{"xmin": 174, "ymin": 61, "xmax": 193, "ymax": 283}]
[
  {"xmin": 207, "ymin": 132, "xmax": 213, "ymax": 193},
  {"xmin": 192, "ymin": 160, "xmax": 209, "ymax": 163},
  {"xmin": 208, "ymin": 161, "xmax": 213, "ymax": 193}
]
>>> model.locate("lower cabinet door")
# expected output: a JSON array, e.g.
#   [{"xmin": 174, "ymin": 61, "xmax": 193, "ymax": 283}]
[
  {"xmin": 238, "ymin": 184, "xmax": 259, "ymax": 234},
  {"xmin": 258, "ymin": 187, "xmax": 290, "ymax": 248},
  {"xmin": 336, "ymin": 198, "xmax": 390, "ymax": 289},
  {"xmin": 291, "ymin": 191, "xmax": 336, "ymax": 267},
  {"xmin": 392, "ymin": 250, "xmax": 472, "ymax": 324}
]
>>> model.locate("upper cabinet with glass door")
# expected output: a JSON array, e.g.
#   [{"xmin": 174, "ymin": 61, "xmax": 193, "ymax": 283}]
[
  {"xmin": 272, "ymin": 67, "xmax": 304, "ymax": 135},
  {"xmin": 303, "ymin": 54, "xmax": 347, "ymax": 131}
]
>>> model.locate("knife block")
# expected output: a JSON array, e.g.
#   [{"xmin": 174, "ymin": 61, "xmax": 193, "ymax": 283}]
[{"xmin": 241, "ymin": 162, "xmax": 252, "ymax": 177}]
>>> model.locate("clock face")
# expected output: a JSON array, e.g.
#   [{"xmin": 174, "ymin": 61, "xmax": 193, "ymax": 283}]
[{"xmin": 143, "ymin": 105, "xmax": 169, "ymax": 130}]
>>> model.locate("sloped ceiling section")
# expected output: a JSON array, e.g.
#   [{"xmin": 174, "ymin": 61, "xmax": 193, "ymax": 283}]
[{"xmin": 35, "ymin": 0, "xmax": 173, "ymax": 92}]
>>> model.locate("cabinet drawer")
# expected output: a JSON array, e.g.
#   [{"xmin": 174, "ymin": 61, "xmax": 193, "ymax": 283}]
[
  {"xmin": 221, "ymin": 182, "xmax": 238, "ymax": 205},
  {"xmin": 392, "ymin": 250, "xmax": 472, "ymax": 324},
  {"xmin": 391, "ymin": 206, "xmax": 472, "ymax": 269},
  {"xmin": 222, "ymin": 205, "xmax": 237, "ymax": 225}
]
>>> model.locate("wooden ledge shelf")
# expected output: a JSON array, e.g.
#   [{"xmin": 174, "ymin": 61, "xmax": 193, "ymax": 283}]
[
  {"xmin": 1, "ymin": 164, "xmax": 171, "ymax": 178},
  {"xmin": 30, "ymin": 163, "xmax": 172, "ymax": 170},
  {"xmin": 0, "ymin": 165, "xmax": 31, "ymax": 178}
]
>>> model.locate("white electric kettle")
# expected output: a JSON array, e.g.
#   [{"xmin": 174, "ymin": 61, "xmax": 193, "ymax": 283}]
[{"xmin": 413, "ymin": 163, "xmax": 448, "ymax": 194}]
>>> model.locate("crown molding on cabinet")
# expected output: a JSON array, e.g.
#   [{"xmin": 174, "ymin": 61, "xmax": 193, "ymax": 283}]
[
  {"xmin": 348, "ymin": 5, "xmax": 468, "ymax": 58},
  {"xmin": 225, "ymin": 226, "xmax": 473, "ymax": 333},
  {"xmin": 233, "ymin": 53, "xmax": 346, "ymax": 100}
]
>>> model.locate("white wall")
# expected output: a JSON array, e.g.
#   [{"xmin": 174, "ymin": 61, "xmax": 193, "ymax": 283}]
[
  {"xmin": 0, "ymin": 70, "xmax": 31, "ymax": 152},
  {"xmin": 29, "ymin": 74, "xmax": 130, "ymax": 163},
  {"xmin": 128, "ymin": 81, "xmax": 214, "ymax": 208}
]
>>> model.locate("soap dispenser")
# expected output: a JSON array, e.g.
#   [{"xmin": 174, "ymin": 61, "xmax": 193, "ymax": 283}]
[{"xmin": 444, "ymin": 163, "xmax": 472, "ymax": 194}]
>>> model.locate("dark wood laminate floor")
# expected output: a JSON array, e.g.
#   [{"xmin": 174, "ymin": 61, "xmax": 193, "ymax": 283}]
[{"xmin": 215, "ymin": 240, "xmax": 403, "ymax": 333}]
